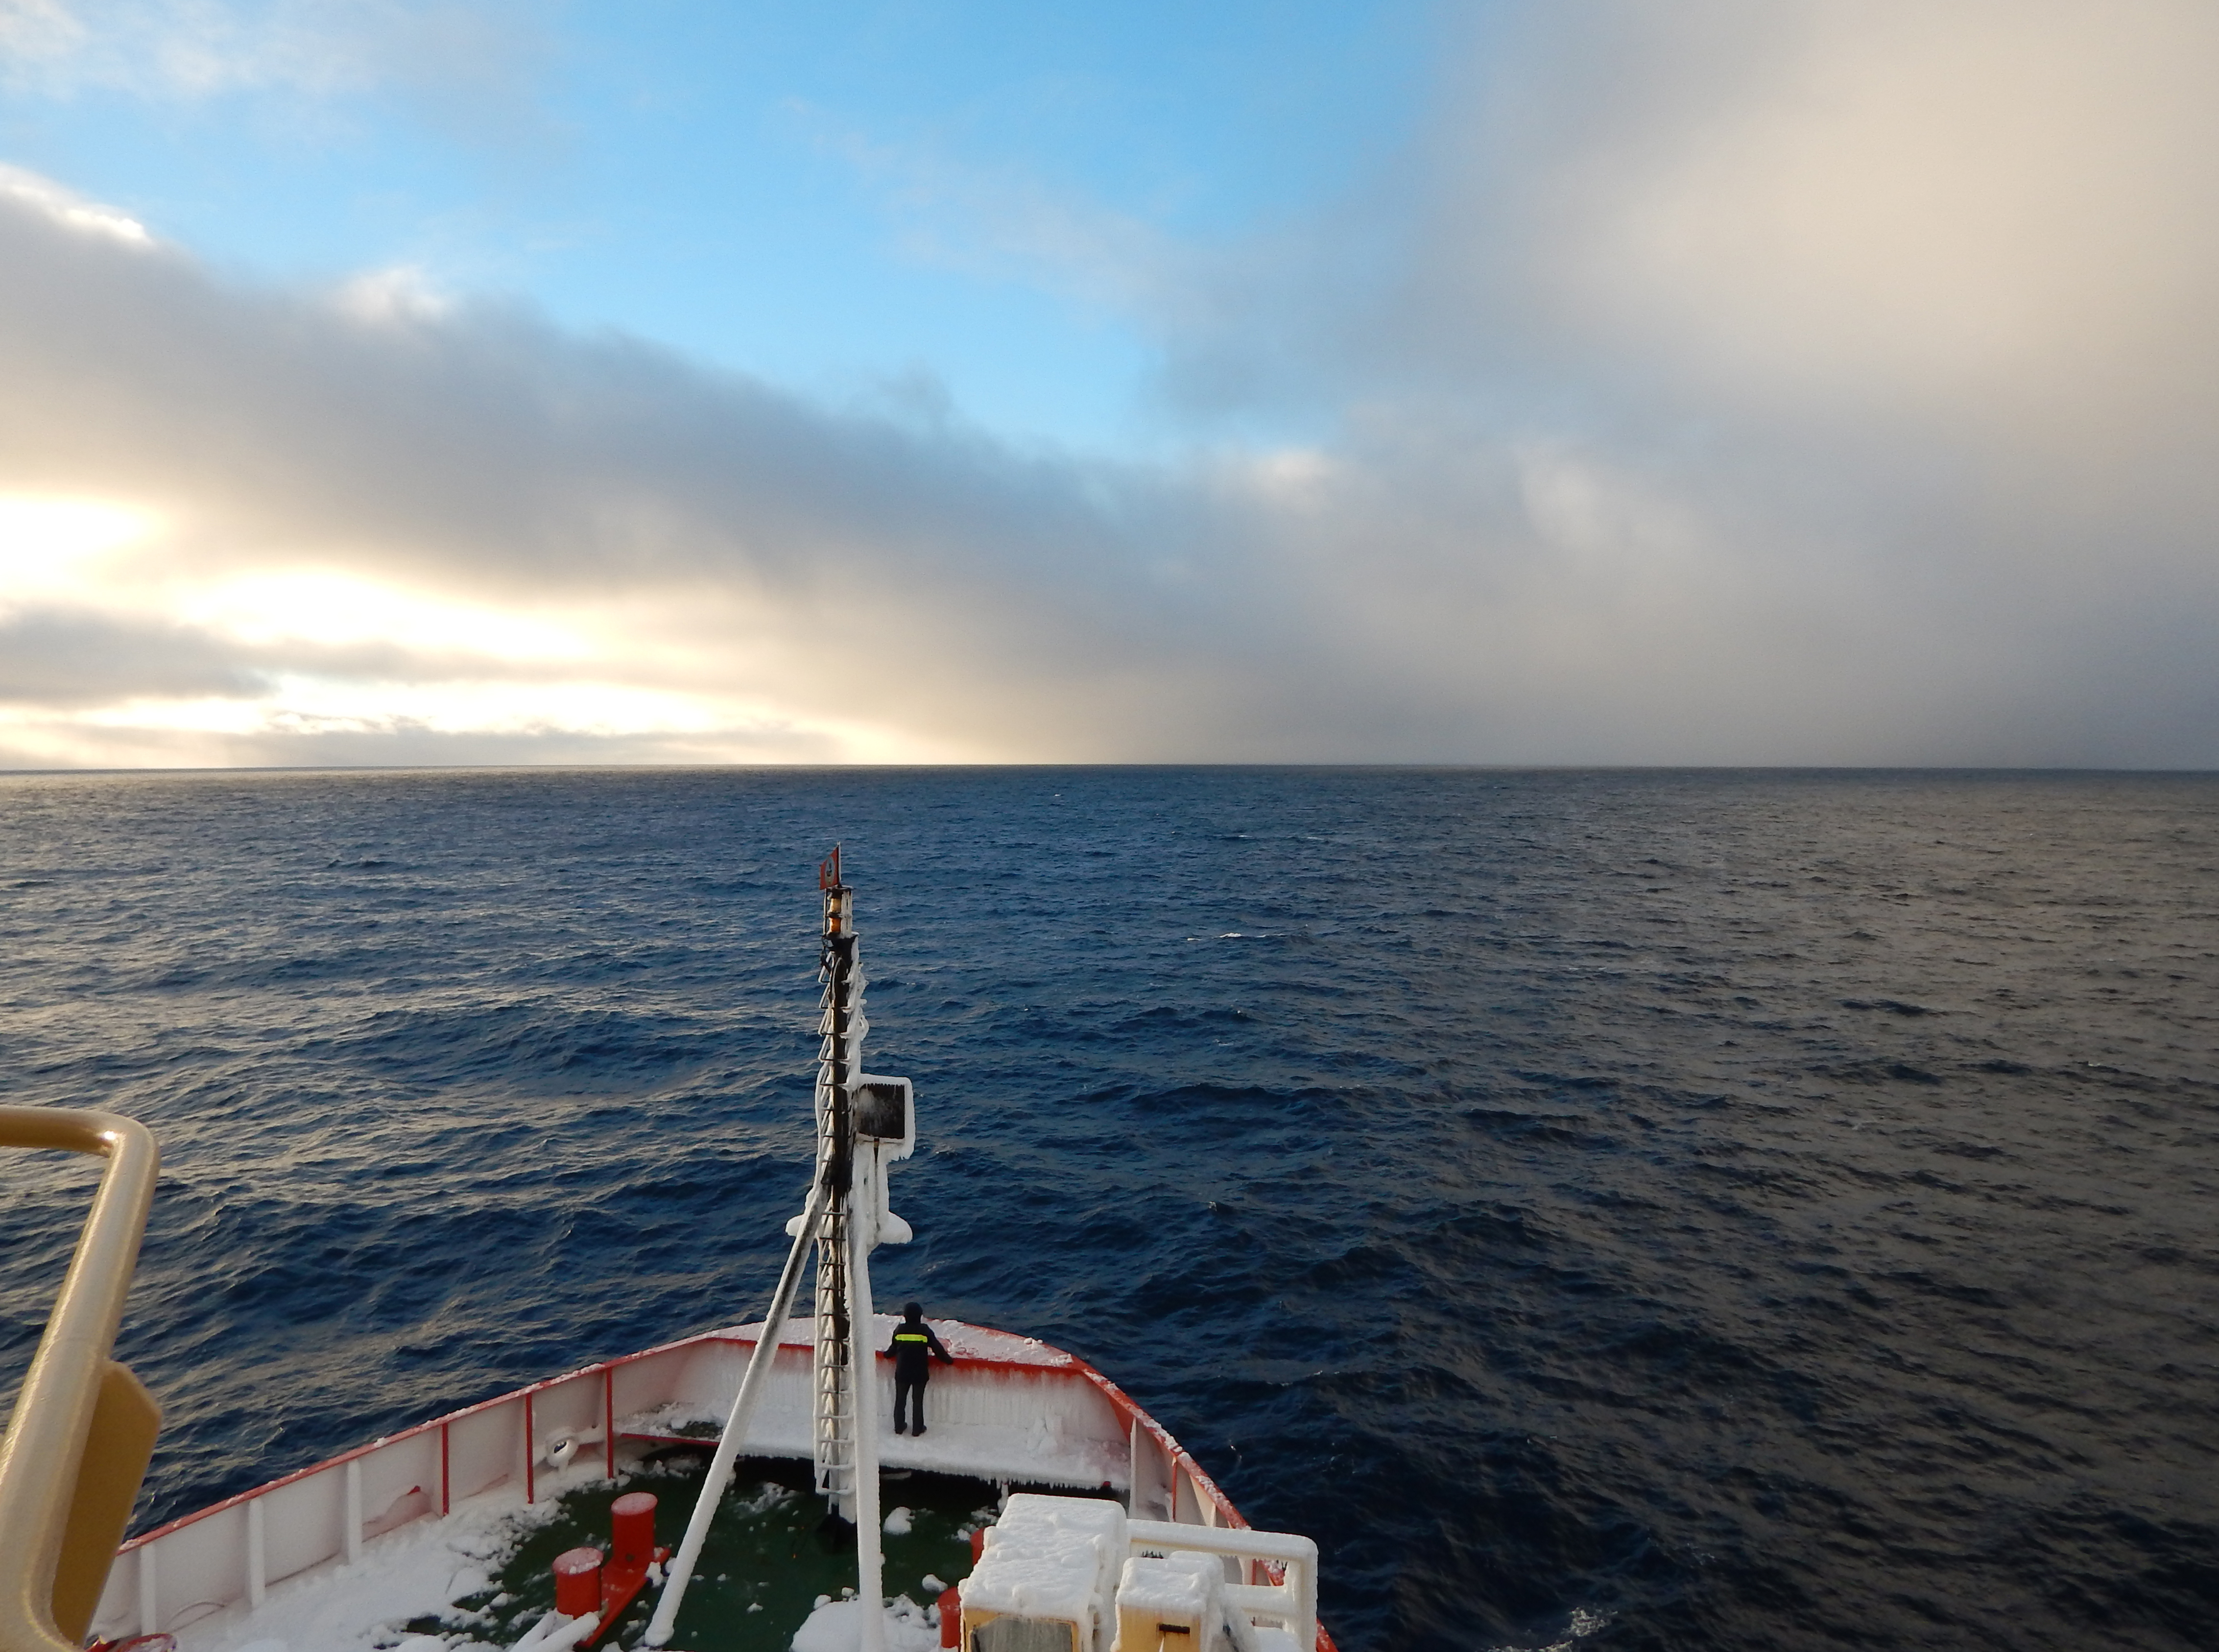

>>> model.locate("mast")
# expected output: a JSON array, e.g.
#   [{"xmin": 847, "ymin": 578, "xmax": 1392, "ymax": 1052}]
[
  {"xmin": 811, "ymin": 847, "xmax": 901, "ymax": 1652},
  {"xmin": 812, "ymin": 847, "xmax": 861, "ymax": 1524},
  {"xmin": 647, "ymin": 848, "xmax": 913, "ymax": 1650}
]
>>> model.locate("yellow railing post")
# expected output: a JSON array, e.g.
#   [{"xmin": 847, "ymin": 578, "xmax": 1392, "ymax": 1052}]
[{"xmin": 0, "ymin": 1108, "xmax": 161, "ymax": 1652}]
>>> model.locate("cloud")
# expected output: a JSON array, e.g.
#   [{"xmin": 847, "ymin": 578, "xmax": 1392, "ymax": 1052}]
[
  {"xmin": 1139, "ymin": 0, "xmax": 2219, "ymax": 761},
  {"xmin": 1413, "ymin": 0, "xmax": 2219, "ymax": 478},
  {"xmin": 4, "ymin": 1, "xmax": 2219, "ymax": 767},
  {"xmin": 0, "ymin": 162, "xmax": 148, "ymax": 241},
  {"xmin": 0, "ymin": 608, "xmax": 263, "ymax": 705},
  {"xmin": 0, "ymin": 0, "xmax": 555, "ymax": 147},
  {"xmin": 0, "ymin": 168, "xmax": 1275, "ymax": 764},
  {"xmin": 786, "ymin": 106, "xmax": 1210, "ymax": 334}
]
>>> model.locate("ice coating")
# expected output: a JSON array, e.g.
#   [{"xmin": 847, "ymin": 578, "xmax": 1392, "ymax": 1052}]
[
  {"xmin": 1115, "ymin": 1551, "xmax": 1218, "ymax": 1617},
  {"xmin": 95, "ymin": 1321, "xmax": 1307, "ymax": 1652},
  {"xmin": 965, "ymin": 1494, "xmax": 1127, "ymax": 1650},
  {"xmin": 790, "ymin": 1594, "xmax": 942, "ymax": 1652},
  {"xmin": 160, "ymin": 1464, "xmax": 592, "ymax": 1652}
]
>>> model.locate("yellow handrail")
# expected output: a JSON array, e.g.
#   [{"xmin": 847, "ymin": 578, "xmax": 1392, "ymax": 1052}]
[{"xmin": 0, "ymin": 1108, "xmax": 161, "ymax": 1652}]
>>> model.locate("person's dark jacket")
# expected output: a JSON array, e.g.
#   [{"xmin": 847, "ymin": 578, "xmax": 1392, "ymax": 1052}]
[{"xmin": 885, "ymin": 1317, "xmax": 954, "ymax": 1380}]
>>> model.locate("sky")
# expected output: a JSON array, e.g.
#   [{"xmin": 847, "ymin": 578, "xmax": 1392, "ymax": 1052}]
[{"xmin": 1, "ymin": 0, "xmax": 2216, "ymax": 768}]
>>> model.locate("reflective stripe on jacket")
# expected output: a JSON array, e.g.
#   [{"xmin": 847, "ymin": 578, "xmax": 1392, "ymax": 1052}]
[{"xmin": 884, "ymin": 1318, "xmax": 953, "ymax": 1375}]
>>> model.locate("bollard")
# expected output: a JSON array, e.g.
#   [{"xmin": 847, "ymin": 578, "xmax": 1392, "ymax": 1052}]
[
  {"xmin": 554, "ymin": 1547, "xmax": 603, "ymax": 1617},
  {"xmin": 970, "ymin": 1528, "xmax": 987, "ymax": 1564},
  {"xmin": 938, "ymin": 1585, "xmax": 962, "ymax": 1649},
  {"xmin": 612, "ymin": 1491, "xmax": 658, "ymax": 1573}
]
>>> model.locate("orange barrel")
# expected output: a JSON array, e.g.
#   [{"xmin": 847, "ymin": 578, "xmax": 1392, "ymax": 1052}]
[
  {"xmin": 938, "ymin": 1585, "xmax": 962, "ymax": 1649},
  {"xmin": 553, "ymin": 1547, "xmax": 603, "ymax": 1616},
  {"xmin": 611, "ymin": 1491, "xmax": 658, "ymax": 1571}
]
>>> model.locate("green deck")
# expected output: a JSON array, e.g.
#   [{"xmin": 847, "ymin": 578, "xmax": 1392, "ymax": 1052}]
[{"xmin": 403, "ymin": 1454, "xmax": 997, "ymax": 1652}]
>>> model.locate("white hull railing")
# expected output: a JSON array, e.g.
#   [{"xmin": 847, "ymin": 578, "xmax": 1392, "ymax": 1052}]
[
  {"xmin": 1125, "ymin": 1519, "xmax": 1318, "ymax": 1652},
  {"xmin": 94, "ymin": 1324, "xmax": 1313, "ymax": 1648}
]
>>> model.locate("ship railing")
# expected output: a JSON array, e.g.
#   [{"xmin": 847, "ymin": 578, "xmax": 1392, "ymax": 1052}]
[
  {"xmin": 0, "ymin": 1107, "xmax": 162, "ymax": 1652},
  {"xmin": 1125, "ymin": 1519, "xmax": 1319, "ymax": 1652},
  {"xmin": 94, "ymin": 1323, "xmax": 1337, "ymax": 1652},
  {"xmin": 1064, "ymin": 1357, "xmax": 1335, "ymax": 1652},
  {"xmin": 95, "ymin": 1328, "xmax": 759, "ymax": 1641}
]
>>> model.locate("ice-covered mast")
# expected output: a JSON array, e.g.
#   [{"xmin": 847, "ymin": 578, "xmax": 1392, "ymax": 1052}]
[
  {"xmin": 646, "ymin": 848, "xmax": 916, "ymax": 1651},
  {"xmin": 807, "ymin": 848, "xmax": 919, "ymax": 1621}
]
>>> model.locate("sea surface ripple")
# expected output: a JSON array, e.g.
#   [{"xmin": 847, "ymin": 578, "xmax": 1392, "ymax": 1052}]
[{"xmin": 2, "ymin": 768, "xmax": 2216, "ymax": 1651}]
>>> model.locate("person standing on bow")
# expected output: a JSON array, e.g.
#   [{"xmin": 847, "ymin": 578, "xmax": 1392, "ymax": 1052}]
[{"xmin": 886, "ymin": 1302, "xmax": 954, "ymax": 1436}]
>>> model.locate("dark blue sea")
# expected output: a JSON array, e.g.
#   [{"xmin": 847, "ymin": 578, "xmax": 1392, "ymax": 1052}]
[{"xmin": 3, "ymin": 768, "xmax": 2216, "ymax": 1652}]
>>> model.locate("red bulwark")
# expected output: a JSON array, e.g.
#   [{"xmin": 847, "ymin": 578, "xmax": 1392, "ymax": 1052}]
[{"xmin": 115, "ymin": 1319, "xmax": 1338, "ymax": 1652}]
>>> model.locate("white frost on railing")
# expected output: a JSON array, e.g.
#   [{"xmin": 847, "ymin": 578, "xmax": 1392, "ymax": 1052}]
[{"xmin": 95, "ymin": 1324, "xmax": 1276, "ymax": 1649}]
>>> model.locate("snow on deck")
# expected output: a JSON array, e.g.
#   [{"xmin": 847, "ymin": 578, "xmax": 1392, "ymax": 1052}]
[
  {"xmin": 99, "ymin": 1320, "xmax": 1155, "ymax": 1651},
  {"xmin": 790, "ymin": 1596, "xmax": 944, "ymax": 1652},
  {"xmin": 165, "ymin": 1460, "xmax": 600, "ymax": 1652}
]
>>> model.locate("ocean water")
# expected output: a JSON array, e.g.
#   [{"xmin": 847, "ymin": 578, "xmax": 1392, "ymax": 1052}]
[{"xmin": 2, "ymin": 767, "xmax": 2216, "ymax": 1652}]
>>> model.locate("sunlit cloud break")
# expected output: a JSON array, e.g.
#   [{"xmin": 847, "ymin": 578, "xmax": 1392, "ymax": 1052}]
[{"xmin": 3, "ymin": 0, "xmax": 2218, "ymax": 768}]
